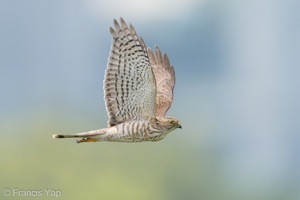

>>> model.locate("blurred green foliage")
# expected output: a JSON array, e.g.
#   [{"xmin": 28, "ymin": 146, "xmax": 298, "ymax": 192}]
[{"xmin": 1, "ymin": 110, "xmax": 222, "ymax": 200}]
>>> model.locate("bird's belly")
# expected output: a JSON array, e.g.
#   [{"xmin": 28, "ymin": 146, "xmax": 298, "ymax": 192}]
[
  {"xmin": 103, "ymin": 121, "xmax": 163, "ymax": 142},
  {"xmin": 104, "ymin": 133, "xmax": 164, "ymax": 142}
]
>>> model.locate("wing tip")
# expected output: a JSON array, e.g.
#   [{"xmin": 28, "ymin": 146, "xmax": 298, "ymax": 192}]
[
  {"xmin": 149, "ymin": 45, "xmax": 172, "ymax": 68},
  {"xmin": 109, "ymin": 26, "xmax": 117, "ymax": 37},
  {"xmin": 119, "ymin": 17, "xmax": 126, "ymax": 25}
]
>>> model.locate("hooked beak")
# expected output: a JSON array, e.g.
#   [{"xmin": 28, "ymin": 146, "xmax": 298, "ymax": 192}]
[{"xmin": 177, "ymin": 122, "xmax": 182, "ymax": 129}]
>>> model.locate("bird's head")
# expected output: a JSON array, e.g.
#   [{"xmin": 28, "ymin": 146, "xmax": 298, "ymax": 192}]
[{"xmin": 158, "ymin": 116, "xmax": 182, "ymax": 134}]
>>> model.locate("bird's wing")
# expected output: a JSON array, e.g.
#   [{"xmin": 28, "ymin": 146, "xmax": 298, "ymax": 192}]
[
  {"xmin": 148, "ymin": 46, "xmax": 175, "ymax": 118},
  {"xmin": 104, "ymin": 17, "xmax": 157, "ymax": 127}
]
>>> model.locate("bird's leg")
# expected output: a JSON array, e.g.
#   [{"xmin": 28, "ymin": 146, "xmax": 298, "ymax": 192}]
[{"xmin": 76, "ymin": 137, "xmax": 97, "ymax": 143}]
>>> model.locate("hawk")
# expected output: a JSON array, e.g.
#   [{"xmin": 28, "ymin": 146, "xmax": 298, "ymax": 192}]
[{"xmin": 53, "ymin": 17, "xmax": 181, "ymax": 143}]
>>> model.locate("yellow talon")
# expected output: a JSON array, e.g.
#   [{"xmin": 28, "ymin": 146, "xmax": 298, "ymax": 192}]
[{"xmin": 76, "ymin": 138, "xmax": 97, "ymax": 143}]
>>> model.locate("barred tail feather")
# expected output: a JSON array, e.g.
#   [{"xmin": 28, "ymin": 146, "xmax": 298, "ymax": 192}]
[
  {"xmin": 52, "ymin": 129, "xmax": 105, "ymax": 139},
  {"xmin": 52, "ymin": 134, "xmax": 82, "ymax": 139}
]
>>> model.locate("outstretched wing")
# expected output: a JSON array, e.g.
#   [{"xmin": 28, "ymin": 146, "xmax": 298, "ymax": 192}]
[
  {"xmin": 148, "ymin": 46, "xmax": 175, "ymax": 118},
  {"xmin": 104, "ymin": 17, "xmax": 157, "ymax": 127}
]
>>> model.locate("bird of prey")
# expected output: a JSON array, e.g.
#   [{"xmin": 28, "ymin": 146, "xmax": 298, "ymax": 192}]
[{"xmin": 53, "ymin": 17, "xmax": 181, "ymax": 143}]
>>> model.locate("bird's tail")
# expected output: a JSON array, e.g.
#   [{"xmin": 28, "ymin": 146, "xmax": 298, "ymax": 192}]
[{"xmin": 52, "ymin": 129, "xmax": 105, "ymax": 143}]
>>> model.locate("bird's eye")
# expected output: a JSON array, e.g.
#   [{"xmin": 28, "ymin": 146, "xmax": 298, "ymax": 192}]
[{"xmin": 169, "ymin": 121, "xmax": 175, "ymax": 125}]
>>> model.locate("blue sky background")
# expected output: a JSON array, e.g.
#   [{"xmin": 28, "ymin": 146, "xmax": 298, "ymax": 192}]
[{"xmin": 1, "ymin": 0, "xmax": 299, "ymax": 199}]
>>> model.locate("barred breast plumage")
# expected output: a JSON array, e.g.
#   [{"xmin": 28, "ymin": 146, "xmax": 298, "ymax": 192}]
[{"xmin": 102, "ymin": 120, "xmax": 163, "ymax": 142}]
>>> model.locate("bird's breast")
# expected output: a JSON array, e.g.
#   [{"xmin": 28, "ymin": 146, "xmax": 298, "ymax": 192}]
[{"xmin": 105, "ymin": 120, "xmax": 163, "ymax": 142}]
